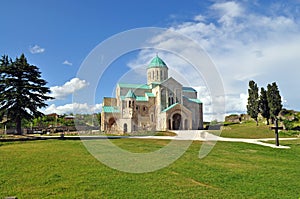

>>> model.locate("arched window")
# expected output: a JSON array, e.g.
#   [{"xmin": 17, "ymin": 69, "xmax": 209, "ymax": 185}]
[
  {"xmin": 129, "ymin": 101, "xmax": 131, "ymax": 108},
  {"xmin": 168, "ymin": 97, "xmax": 174, "ymax": 105},
  {"xmin": 123, "ymin": 123, "xmax": 127, "ymax": 133},
  {"xmin": 143, "ymin": 106, "xmax": 148, "ymax": 113}
]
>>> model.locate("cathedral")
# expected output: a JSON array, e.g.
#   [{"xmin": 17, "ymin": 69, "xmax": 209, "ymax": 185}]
[{"xmin": 101, "ymin": 55, "xmax": 203, "ymax": 133}]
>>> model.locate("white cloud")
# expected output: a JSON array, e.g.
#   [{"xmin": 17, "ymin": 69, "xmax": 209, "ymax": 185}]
[
  {"xmin": 43, "ymin": 103, "xmax": 102, "ymax": 115},
  {"xmin": 127, "ymin": 1, "xmax": 300, "ymax": 117},
  {"xmin": 210, "ymin": 1, "xmax": 244, "ymax": 26},
  {"xmin": 29, "ymin": 45, "xmax": 45, "ymax": 54},
  {"xmin": 62, "ymin": 60, "xmax": 73, "ymax": 66},
  {"xmin": 225, "ymin": 93, "xmax": 248, "ymax": 114},
  {"xmin": 193, "ymin": 86, "xmax": 247, "ymax": 121},
  {"xmin": 194, "ymin": 14, "xmax": 206, "ymax": 22},
  {"xmin": 50, "ymin": 78, "xmax": 89, "ymax": 100},
  {"xmin": 211, "ymin": 1, "xmax": 243, "ymax": 17}
]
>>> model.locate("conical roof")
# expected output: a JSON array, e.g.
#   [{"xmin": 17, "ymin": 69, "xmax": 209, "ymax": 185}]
[
  {"xmin": 148, "ymin": 55, "xmax": 167, "ymax": 68},
  {"xmin": 125, "ymin": 89, "xmax": 136, "ymax": 98}
]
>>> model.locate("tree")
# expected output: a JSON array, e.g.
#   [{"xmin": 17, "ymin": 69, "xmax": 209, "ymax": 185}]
[
  {"xmin": 267, "ymin": 82, "xmax": 282, "ymax": 122},
  {"xmin": 267, "ymin": 82, "xmax": 282, "ymax": 146},
  {"xmin": 259, "ymin": 87, "xmax": 270, "ymax": 125},
  {"xmin": 0, "ymin": 54, "xmax": 53, "ymax": 134},
  {"xmin": 96, "ymin": 113, "xmax": 101, "ymax": 127},
  {"xmin": 247, "ymin": 80, "xmax": 259, "ymax": 126}
]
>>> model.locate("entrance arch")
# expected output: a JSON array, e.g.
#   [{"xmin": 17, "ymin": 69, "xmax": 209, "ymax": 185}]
[
  {"xmin": 172, "ymin": 113, "xmax": 181, "ymax": 130},
  {"xmin": 108, "ymin": 117, "xmax": 116, "ymax": 129}
]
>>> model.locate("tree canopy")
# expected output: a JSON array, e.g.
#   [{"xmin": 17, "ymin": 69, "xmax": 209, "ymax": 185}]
[{"xmin": 0, "ymin": 54, "xmax": 53, "ymax": 134}]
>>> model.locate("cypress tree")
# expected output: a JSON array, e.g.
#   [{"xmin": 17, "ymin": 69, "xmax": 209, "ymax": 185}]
[
  {"xmin": 259, "ymin": 87, "xmax": 270, "ymax": 125},
  {"xmin": 267, "ymin": 82, "xmax": 282, "ymax": 122},
  {"xmin": 247, "ymin": 80, "xmax": 259, "ymax": 126},
  {"xmin": 267, "ymin": 82, "xmax": 282, "ymax": 146}
]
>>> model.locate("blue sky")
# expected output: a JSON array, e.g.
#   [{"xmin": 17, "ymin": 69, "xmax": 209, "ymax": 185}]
[{"xmin": 1, "ymin": 0, "xmax": 300, "ymax": 121}]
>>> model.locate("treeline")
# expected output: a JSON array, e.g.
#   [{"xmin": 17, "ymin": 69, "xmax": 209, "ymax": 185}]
[
  {"xmin": 30, "ymin": 114, "xmax": 101, "ymax": 128},
  {"xmin": 247, "ymin": 80, "xmax": 282, "ymax": 126},
  {"xmin": 1, "ymin": 113, "xmax": 101, "ymax": 134}
]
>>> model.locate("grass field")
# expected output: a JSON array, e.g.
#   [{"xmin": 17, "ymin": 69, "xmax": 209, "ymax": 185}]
[
  {"xmin": 219, "ymin": 121, "xmax": 299, "ymax": 138},
  {"xmin": 0, "ymin": 138, "xmax": 299, "ymax": 198}
]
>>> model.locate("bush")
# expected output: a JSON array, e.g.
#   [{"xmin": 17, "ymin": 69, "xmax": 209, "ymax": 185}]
[{"xmin": 283, "ymin": 120, "xmax": 294, "ymax": 130}]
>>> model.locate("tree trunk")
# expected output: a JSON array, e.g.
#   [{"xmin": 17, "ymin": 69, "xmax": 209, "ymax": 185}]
[
  {"xmin": 266, "ymin": 118, "xmax": 270, "ymax": 125},
  {"xmin": 275, "ymin": 119, "xmax": 279, "ymax": 146},
  {"xmin": 16, "ymin": 117, "xmax": 22, "ymax": 135},
  {"xmin": 255, "ymin": 118, "xmax": 258, "ymax": 126}
]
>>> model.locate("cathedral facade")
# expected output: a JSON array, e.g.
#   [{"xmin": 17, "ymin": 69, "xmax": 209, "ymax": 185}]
[{"xmin": 101, "ymin": 55, "xmax": 203, "ymax": 133}]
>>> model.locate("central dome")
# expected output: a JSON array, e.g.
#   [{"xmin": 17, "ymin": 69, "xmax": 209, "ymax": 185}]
[
  {"xmin": 148, "ymin": 55, "xmax": 167, "ymax": 68},
  {"xmin": 147, "ymin": 55, "xmax": 169, "ymax": 84}
]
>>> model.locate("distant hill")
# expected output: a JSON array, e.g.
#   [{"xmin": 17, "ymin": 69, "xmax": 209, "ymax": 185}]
[{"xmin": 225, "ymin": 109, "xmax": 300, "ymax": 131}]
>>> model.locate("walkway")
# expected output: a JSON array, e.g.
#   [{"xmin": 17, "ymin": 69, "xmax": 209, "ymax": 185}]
[{"xmin": 131, "ymin": 130, "xmax": 299, "ymax": 149}]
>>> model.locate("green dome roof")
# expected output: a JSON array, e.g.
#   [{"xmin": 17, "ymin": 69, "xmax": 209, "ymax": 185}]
[{"xmin": 148, "ymin": 55, "xmax": 167, "ymax": 68}]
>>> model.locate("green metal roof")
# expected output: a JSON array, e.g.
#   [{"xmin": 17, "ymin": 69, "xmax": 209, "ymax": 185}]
[
  {"xmin": 182, "ymin": 87, "xmax": 197, "ymax": 92},
  {"xmin": 120, "ymin": 95, "xmax": 148, "ymax": 101},
  {"xmin": 125, "ymin": 89, "xmax": 136, "ymax": 98},
  {"xmin": 145, "ymin": 92, "xmax": 155, "ymax": 97},
  {"xmin": 162, "ymin": 103, "xmax": 179, "ymax": 112},
  {"xmin": 120, "ymin": 96, "xmax": 125, "ymax": 100},
  {"xmin": 183, "ymin": 96, "xmax": 202, "ymax": 104},
  {"xmin": 136, "ymin": 96, "xmax": 148, "ymax": 101},
  {"xmin": 118, "ymin": 83, "xmax": 151, "ymax": 90},
  {"xmin": 103, "ymin": 106, "xmax": 120, "ymax": 113},
  {"xmin": 188, "ymin": 98, "xmax": 202, "ymax": 104},
  {"xmin": 148, "ymin": 55, "xmax": 168, "ymax": 68}
]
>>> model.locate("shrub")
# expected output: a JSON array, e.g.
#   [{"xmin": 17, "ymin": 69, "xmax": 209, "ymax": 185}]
[{"xmin": 283, "ymin": 120, "xmax": 294, "ymax": 130}]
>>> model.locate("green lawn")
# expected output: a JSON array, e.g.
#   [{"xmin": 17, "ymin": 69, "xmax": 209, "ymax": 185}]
[
  {"xmin": 0, "ymin": 139, "xmax": 299, "ymax": 198},
  {"xmin": 219, "ymin": 121, "xmax": 299, "ymax": 138}
]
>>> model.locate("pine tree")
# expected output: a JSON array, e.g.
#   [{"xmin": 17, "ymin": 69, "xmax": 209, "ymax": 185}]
[
  {"xmin": 0, "ymin": 54, "xmax": 53, "ymax": 134},
  {"xmin": 259, "ymin": 87, "xmax": 270, "ymax": 125},
  {"xmin": 247, "ymin": 80, "xmax": 259, "ymax": 126}
]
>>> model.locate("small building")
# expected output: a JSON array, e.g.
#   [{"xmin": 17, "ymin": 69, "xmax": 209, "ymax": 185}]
[
  {"xmin": 101, "ymin": 55, "xmax": 203, "ymax": 133},
  {"xmin": 64, "ymin": 115, "xmax": 75, "ymax": 120}
]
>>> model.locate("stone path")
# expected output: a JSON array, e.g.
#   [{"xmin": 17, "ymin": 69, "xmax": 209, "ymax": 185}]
[{"xmin": 131, "ymin": 130, "xmax": 299, "ymax": 149}]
